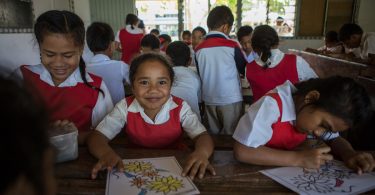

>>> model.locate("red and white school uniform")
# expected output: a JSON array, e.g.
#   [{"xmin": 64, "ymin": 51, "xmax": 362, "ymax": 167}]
[
  {"xmin": 246, "ymin": 49, "xmax": 317, "ymax": 102},
  {"xmin": 17, "ymin": 64, "xmax": 113, "ymax": 132},
  {"xmin": 115, "ymin": 25, "xmax": 144, "ymax": 64},
  {"xmin": 233, "ymin": 81, "xmax": 338, "ymax": 150},
  {"xmin": 96, "ymin": 95, "xmax": 206, "ymax": 149}
]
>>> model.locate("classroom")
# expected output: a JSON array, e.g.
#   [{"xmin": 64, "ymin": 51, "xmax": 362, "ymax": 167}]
[{"xmin": 0, "ymin": 0, "xmax": 375, "ymax": 194}]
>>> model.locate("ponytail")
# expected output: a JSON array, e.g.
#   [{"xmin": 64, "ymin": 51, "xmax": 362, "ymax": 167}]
[
  {"xmin": 251, "ymin": 25, "xmax": 279, "ymax": 69},
  {"xmin": 78, "ymin": 57, "xmax": 104, "ymax": 96}
]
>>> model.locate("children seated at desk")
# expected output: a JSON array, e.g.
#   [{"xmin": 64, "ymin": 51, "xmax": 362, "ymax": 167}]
[
  {"xmin": 339, "ymin": 23, "xmax": 375, "ymax": 64},
  {"xmin": 246, "ymin": 25, "xmax": 317, "ymax": 102},
  {"xmin": 87, "ymin": 53, "xmax": 215, "ymax": 180},
  {"xmin": 166, "ymin": 41, "xmax": 202, "ymax": 121},
  {"xmin": 14, "ymin": 10, "xmax": 113, "ymax": 145},
  {"xmin": 86, "ymin": 22, "xmax": 130, "ymax": 105},
  {"xmin": 1, "ymin": 77, "xmax": 56, "ymax": 195},
  {"xmin": 306, "ymin": 30, "xmax": 344, "ymax": 55},
  {"xmin": 233, "ymin": 76, "xmax": 375, "ymax": 173}
]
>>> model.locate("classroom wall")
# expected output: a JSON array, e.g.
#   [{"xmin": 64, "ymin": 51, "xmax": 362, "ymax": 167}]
[{"xmin": 357, "ymin": 0, "xmax": 375, "ymax": 32}]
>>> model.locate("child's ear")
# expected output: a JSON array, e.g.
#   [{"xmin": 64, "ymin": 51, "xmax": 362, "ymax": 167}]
[{"xmin": 304, "ymin": 90, "xmax": 320, "ymax": 103}]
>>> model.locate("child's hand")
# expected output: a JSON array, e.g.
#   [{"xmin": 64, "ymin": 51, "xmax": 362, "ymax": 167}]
[
  {"xmin": 182, "ymin": 151, "xmax": 216, "ymax": 180},
  {"xmin": 298, "ymin": 146, "xmax": 333, "ymax": 169},
  {"xmin": 91, "ymin": 150, "xmax": 123, "ymax": 179},
  {"xmin": 344, "ymin": 152, "xmax": 375, "ymax": 174}
]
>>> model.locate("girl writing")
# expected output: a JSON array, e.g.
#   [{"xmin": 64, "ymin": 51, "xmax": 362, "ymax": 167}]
[
  {"xmin": 87, "ymin": 53, "xmax": 215, "ymax": 180},
  {"xmin": 233, "ymin": 77, "xmax": 375, "ymax": 174},
  {"xmin": 15, "ymin": 10, "xmax": 113, "ymax": 144}
]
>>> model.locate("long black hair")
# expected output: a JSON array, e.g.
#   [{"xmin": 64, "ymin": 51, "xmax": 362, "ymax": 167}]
[
  {"xmin": 294, "ymin": 76, "xmax": 371, "ymax": 128},
  {"xmin": 125, "ymin": 13, "xmax": 139, "ymax": 30},
  {"xmin": 251, "ymin": 25, "xmax": 279, "ymax": 69},
  {"xmin": 34, "ymin": 10, "xmax": 103, "ymax": 95}
]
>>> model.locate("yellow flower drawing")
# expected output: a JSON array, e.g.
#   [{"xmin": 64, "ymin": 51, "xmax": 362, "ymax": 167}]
[
  {"xmin": 125, "ymin": 161, "xmax": 153, "ymax": 173},
  {"xmin": 147, "ymin": 176, "xmax": 184, "ymax": 194}
]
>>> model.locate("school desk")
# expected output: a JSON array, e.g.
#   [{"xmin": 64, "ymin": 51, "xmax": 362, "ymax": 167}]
[{"xmin": 55, "ymin": 135, "xmax": 375, "ymax": 195}]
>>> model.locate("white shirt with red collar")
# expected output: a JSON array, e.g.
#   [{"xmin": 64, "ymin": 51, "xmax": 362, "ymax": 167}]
[
  {"xmin": 96, "ymin": 95, "xmax": 206, "ymax": 140},
  {"xmin": 233, "ymin": 80, "xmax": 339, "ymax": 148}
]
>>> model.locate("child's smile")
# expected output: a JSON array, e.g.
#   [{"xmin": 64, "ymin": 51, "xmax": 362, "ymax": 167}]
[{"xmin": 132, "ymin": 60, "xmax": 172, "ymax": 119}]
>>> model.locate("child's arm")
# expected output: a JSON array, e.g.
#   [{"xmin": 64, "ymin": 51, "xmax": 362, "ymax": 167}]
[
  {"xmin": 87, "ymin": 131, "xmax": 124, "ymax": 179},
  {"xmin": 182, "ymin": 132, "xmax": 215, "ymax": 179},
  {"xmin": 233, "ymin": 141, "xmax": 333, "ymax": 168},
  {"xmin": 328, "ymin": 137, "xmax": 375, "ymax": 174}
]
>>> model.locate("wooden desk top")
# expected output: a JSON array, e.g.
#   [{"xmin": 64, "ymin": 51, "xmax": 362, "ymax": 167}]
[{"xmin": 55, "ymin": 135, "xmax": 375, "ymax": 195}]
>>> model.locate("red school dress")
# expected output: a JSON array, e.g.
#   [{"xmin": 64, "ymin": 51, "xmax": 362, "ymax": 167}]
[
  {"xmin": 246, "ymin": 54, "xmax": 298, "ymax": 102},
  {"xmin": 265, "ymin": 93, "xmax": 306, "ymax": 150},
  {"xmin": 20, "ymin": 65, "xmax": 101, "ymax": 132},
  {"xmin": 124, "ymin": 95, "xmax": 185, "ymax": 149},
  {"xmin": 119, "ymin": 28, "xmax": 144, "ymax": 64}
]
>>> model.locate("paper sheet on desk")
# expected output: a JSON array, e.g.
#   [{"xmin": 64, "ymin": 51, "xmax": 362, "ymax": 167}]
[
  {"xmin": 106, "ymin": 156, "xmax": 200, "ymax": 195},
  {"xmin": 260, "ymin": 160, "xmax": 375, "ymax": 195}
]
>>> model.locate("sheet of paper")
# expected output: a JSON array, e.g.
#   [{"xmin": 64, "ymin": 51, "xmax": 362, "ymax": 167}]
[
  {"xmin": 260, "ymin": 160, "xmax": 375, "ymax": 195},
  {"xmin": 106, "ymin": 156, "xmax": 200, "ymax": 195}
]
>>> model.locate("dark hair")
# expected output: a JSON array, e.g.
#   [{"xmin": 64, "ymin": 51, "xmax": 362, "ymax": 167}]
[
  {"xmin": 251, "ymin": 25, "xmax": 279, "ymax": 68},
  {"xmin": 0, "ymin": 77, "xmax": 50, "ymax": 195},
  {"xmin": 34, "ymin": 10, "xmax": 103, "ymax": 95},
  {"xmin": 338, "ymin": 23, "xmax": 363, "ymax": 42},
  {"xmin": 138, "ymin": 19, "xmax": 145, "ymax": 29},
  {"xmin": 141, "ymin": 34, "xmax": 160, "ymax": 50},
  {"xmin": 159, "ymin": 34, "xmax": 172, "ymax": 44},
  {"xmin": 86, "ymin": 22, "xmax": 114, "ymax": 52},
  {"xmin": 150, "ymin": 29, "xmax": 160, "ymax": 35},
  {"xmin": 192, "ymin": 26, "xmax": 207, "ymax": 36},
  {"xmin": 237, "ymin": 25, "xmax": 253, "ymax": 42},
  {"xmin": 294, "ymin": 76, "xmax": 371, "ymax": 128},
  {"xmin": 182, "ymin": 30, "xmax": 192, "ymax": 37},
  {"xmin": 207, "ymin": 5, "xmax": 234, "ymax": 30},
  {"xmin": 129, "ymin": 53, "xmax": 175, "ymax": 86},
  {"xmin": 166, "ymin": 41, "xmax": 191, "ymax": 67},
  {"xmin": 325, "ymin": 30, "xmax": 339, "ymax": 43},
  {"xmin": 125, "ymin": 13, "xmax": 139, "ymax": 30}
]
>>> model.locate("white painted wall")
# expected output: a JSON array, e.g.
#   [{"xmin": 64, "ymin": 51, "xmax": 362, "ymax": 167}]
[
  {"xmin": 357, "ymin": 0, "xmax": 375, "ymax": 32},
  {"xmin": 279, "ymin": 38, "xmax": 324, "ymax": 53}
]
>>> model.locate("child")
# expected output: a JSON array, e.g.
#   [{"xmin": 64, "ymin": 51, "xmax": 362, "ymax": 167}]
[
  {"xmin": 306, "ymin": 31, "xmax": 344, "ymax": 55},
  {"xmin": 237, "ymin": 25, "xmax": 257, "ymax": 63},
  {"xmin": 1, "ymin": 77, "xmax": 56, "ymax": 195},
  {"xmin": 192, "ymin": 26, "xmax": 206, "ymax": 50},
  {"xmin": 87, "ymin": 53, "xmax": 215, "ymax": 180},
  {"xmin": 182, "ymin": 30, "xmax": 192, "ymax": 45},
  {"xmin": 233, "ymin": 77, "xmax": 375, "ymax": 173},
  {"xmin": 247, "ymin": 25, "xmax": 317, "ymax": 102},
  {"xmin": 115, "ymin": 13, "xmax": 144, "ymax": 64},
  {"xmin": 15, "ymin": 10, "xmax": 113, "ymax": 145},
  {"xmin": 86, "ymin": 22, "xmax": 130, "ymax": 105},
  {"xmin": 166, "ymin": 41, "xmax": 202, "ymax": 121},
  {"xmin": 150, "ymin": 29, "xmax": 160, "ymax": 36},
  {"xmin": 159, "ymin": 34, "xmax": 172, "ymax": 52},
  {"xmin": 140, "ymin": 34, "xmax": 161, "ymax": 53},
  {"xmin": 339, "ymin": 23, "xmax": 375, "ymax": 61},
  {"xmin": 195, "ymin": 5, "xmax": 247, "ymax": 134}
]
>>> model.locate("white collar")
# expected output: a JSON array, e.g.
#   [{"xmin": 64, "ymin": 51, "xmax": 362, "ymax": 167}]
[
  {"xmin": 89, "ymin": 54, "xmax": 111, "ymax": 64},
  {"xmin": 30, "ymin": 64, "xmax": 93, "ymax": 87},
  {"xmin": 274, "ymin": 80, "xmax": 298, "ymax": 122},
  {"xmin": 125, "ymin": 25, "xmax": 143, "ymax": 34},
  {"xmin": 127, "ymin": 96, "xmax": 178, "ymax": 124},
  {"xmin": 254, "ymin": 49, "xmax": 284, "ymax": 68}
]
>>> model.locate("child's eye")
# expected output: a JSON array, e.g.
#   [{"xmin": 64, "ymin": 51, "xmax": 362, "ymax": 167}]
[
  {"xmin": 139, "ymin": 80, "xmax": 149, "ymax": 85},
  {"xmin": 63, "ymin": 54, "xmax": 74, "ymax": 58},
  {"xmin": 45, "ymin": 53, "xmax": 54, "ymax": 57},
  {"xmin": 159, "ymin": 80, "xmax": 168, "ymax": 85}
]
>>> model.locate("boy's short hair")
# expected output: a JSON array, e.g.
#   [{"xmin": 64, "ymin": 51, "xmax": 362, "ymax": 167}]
[
  {"xmin": 338, "ymin": 23, "xmax": 363, "ymax": 42},
  {"xmin": 192, "ymin": 26, "xmax": 207, "ymax": 36},
  {"xmin": 141, "ymin": 34, "xmax": 160, "ymax": 50},
  {"xmin": 207, "ymin": 5, "xmax": 234, "ymax": 30},
  {"xmin": 166, "ymin": 41, "xmax": 191, "ymax": 67},
  {"xmin": 182, "ymin": 30, "xmax": 192, "ymax": 37},
  {"xmin": 86, "ymin": 22, "xmax": 114, "ymax": 52},
  {"xmin": 325, "ymin": 30, "xmax": 339, "ymax": 42},
  {"xmin": 159, "ymin": 34, "xmax": 172, "ymax": 44},
  {"xmin": 237, "ymin": 25, "xmax": 253, "ymax": 41},
  {"xmin": 150, "ymin": 29, "xmax": 160, "ymax": 35}
]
